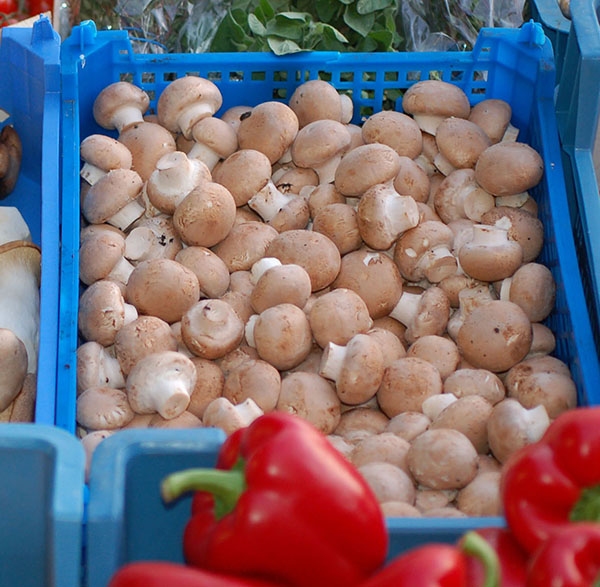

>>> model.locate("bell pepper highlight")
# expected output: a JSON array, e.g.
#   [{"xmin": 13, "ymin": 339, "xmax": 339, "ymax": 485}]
[
  {"xmin": 501, "ymin": 407, "xmax": 600, "ymax": 553},
  {"xmin": 161, "ymin": 412, "xmax": 388, "ymax": 587}
]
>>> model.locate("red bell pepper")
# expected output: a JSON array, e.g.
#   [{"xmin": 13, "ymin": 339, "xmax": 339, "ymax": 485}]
[
  {"xmin": 359, "ymin": 531, "xmax": 500, "ymax": 587},
  {"xmin": 527, "ymin": 523, "xmax": 600, "ymax": 587},
  {"xmin": 501, "ymin": 407, "xmax": 600, "ymax": 553},
  {"xmin": 465, "ymin": 528, "xmax": 528, "ymax": 587},
  {"xmin": 108, "ymin": 561, "xmax": 278, "ymax": 587},
  {"xmin": 161, "ymin": 412, "xmax": 388, "ymax": 587}
]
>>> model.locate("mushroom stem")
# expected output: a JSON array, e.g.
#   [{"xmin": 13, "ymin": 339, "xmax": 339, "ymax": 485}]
[
  {"xmin": 248, "ymin": 182, "xmax": 294, "ymax": 222},
  {"xmin": 124, "ymin": 303, "xmax": 138, "ymax": 326},
  {"xmin": 178, "ymin": 104, "xmax": 214, "ymax": 139},
  {"xmin": 108, "ymin": 256, "xmax": 135, "ymax": 285},
  {"xmin": 152, "ymin": 152, "xmax": 202, "ymax": 196},
  {"xmin": 414, "ymin": 154, "xmax": 436, "ymax": 176},
  {"xmin": 419, "ymin": 245, "xmax": 457, "ymax": 282},
  {"xmin": 412, "ymin": 114, "xmax": 445, "ymax": 136},
  {"xmin": 124, "ymin": 227, "xmax": 154, "ymax": 262},
  {"xmin": 462, "ymin": 186, "xmax": 495, "ymax": 222},
  {"xmin": 250, "ymin": 257, "xmax": 282, "ymax": 284},
  {"xmin": 108, "ymin": 198, "xmax": 145, "ymax": 231},
  {"xmin": 501, "ymin": 123, "xmax": 519, "ymax": 143},
  {"xmin": 97, "ymin": 351, "xmax": 126, "ymax": 390},
  {"xmin": 390, "ymin": 292, "xmax": 422, "ymax": 326},
  {"xmin": 494, "ymin": 192, "xmax": 529, "ymax": 208},
  {"xmin": 80, "ymin": 162, "xmax": 107, "ymax": 186},
  {"xmin": 470, "ymin": 224, "xmax": 510, "ymax": 246},
  {"xmin": 319, "ymin": 342, "xmax": 347, "ymax": 382},
  {"xmin": 421, "ymin": 393, "xmax": 458, "ymax": 420},
  {"xmin": 244, "ymin": 315, "xmax": 258, "ymax": 348},
  {"xmin": 433, "ymin": 152, "xmax": 457, "ymax": 176},
  {"xmin": 278, "ymin": 147, "xmax": 293, "ymax": 164},
  {"xmin": 522, "ymin": 404, "xmax": 551, "ymax": 444},
  {"xmin": 112, "ymin": 106, "xmax": 145, "ymax": 134},
  {"xmin": 187, "ymin": 142, "xmax": 221, "ymax": 171},
  {"xmin": 499, "ymin": 277, "xmax": 512, "ymax": 301},
  {"xmin": 314, "ymin": 154, "xmax": 343, "ymax": 185},
  {"xmin": 386, "ymin": 195, "xmax": 420, "ymax": 235},
  {"xmin": 0, "ymin": 207, "xmax": 32, "ymax": 244}
]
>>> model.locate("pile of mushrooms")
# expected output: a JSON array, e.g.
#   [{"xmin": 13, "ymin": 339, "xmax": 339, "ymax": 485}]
[{"xmin": 75, "ymin": 75, "xmax": 578, "ymax": 516}]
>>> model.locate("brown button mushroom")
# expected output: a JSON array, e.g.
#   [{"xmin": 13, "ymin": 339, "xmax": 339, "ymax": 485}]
[
  {"xmin": 505, "ymin": 356, "xmax": 577, "ymax": 418},
  {"xmin": 265, "ymin": 229, "xmax": 341, "ymax": 292},
  {"xmin": 246, "ymin": 303, "xmax": 312, "ymax": 370},
  {"xmin": 327, "ymin": 434, "xmax": 355, "ymax": 460},
  {"xmin": 0, "ymin": 329, "xmax": 28, "ymax": 411},
  {"xmin": 215, "ymin": 344, "xmax": 259, "ymax": 378},
  {"xmin": 478, "ymin": 454, "xmax": 502, "ymax": 474},
  {"xmin": 124, "ymin": 215, "xmax": 183, "ymax": 265},
  {"xmin": 377, "ymin": 357, "xmax": 442, "ymax": 417},
  {"xmin": 223, "ymin": 359, "xmax": 281, "ymax": 413},
  {"xmin": 386, "ymin": 412, "xmax": 431, "ymax": 442},
  {"xmin": 307, "ymin": 183, "xmax": 346, "ymax": 218},
  {"xmin": 273, "ymin": 167, "xmax": 319, "ymax": 195},
  {"xmin": 81, "ymin": 430, "xmax": 114, "ymax": 482},
  {"xmin": 421, "ymin": 394, "xmax": 459, "ymax": 421},
  {"xmin": 77, "ymin": 341, "xmax": 125, "ymax": 394},
  {"xmin": 487, "ymin": 398, "xmax": 550, "ymax": 463},
  {"xmin": 312, "ymin": 203, "xmax": 362, "ymax": 255},
  {"xmin": 334, "ymin": 143, "xmax": 401, "ymax": 197},
  {"xmin": 219, "ymin": 105, "xmax": 253, "ymax": 133},
  {"xmin": 381, "ymin": 502, "xmax": 422, "ymax": 517},
  {"xmin": 446, "ymin": 285, "xmax": 495, "ymax": 342},
  {"xmin": 319, "ymin": 333, "xmax": 384, "ymax": 405},
  {"xmin": 82, "ymin": 168, "xmax": 144, "ymax": 231},
  {"xmin": 0, "ymin": 126, "xmax": 22, "ymax": 198},
  {"xmin": 415, "ymin": 132, "xmax": 439, "ymax": 176},
  {"xmin": 238, "ymin": 101, "xmax": 299, "ymax": 164},
  {"xmin": 203, "ymin": 397, "xmax": 263, "ymax": 436},
  {"xmin": 175, "ymin": 247, "xmax": 230, "ymax": 299},
  {"xmin": 497, "ymin": 262, "xmax": 556, "ymax": 322},
  {"xmin": 288, "ymin": 80, "xmax": 352, "ymax": 128},
  {"xmin": 365, "ymin": 327, "xmax": 406, "ymax": 368},
  {"xmin": 247, "ymin": 182, "xmax": 310, "ymax": 232},
  {"xmin": 173, "ymin": 182, "xmax": 236, "ymax": 247},
  {"xmin": 361, "ymin": 111, "xmax": 423, "ymax": 159},
  {"xmin": 114, "ymin": 315, "xmax": 178, "ymax": 376},
  {"xmin": 407, "ymin": 428, "xmax": 478, "ymax": 490},
  {"xmin": 157, "ymin": 75, "xmax": 223, "ymax": 139},
  {"xmin": 456, "ymin": 471, "xmax": 502, "ymax": 516},
  {"xmin": 181, "ymin": 299, "xmax": 244, "ymax": 360},
  {"xmin": 394, "ymin": 156, "xmax": 431, "ymax": 204},
  {"xmin": 213, "ymin": 222, "xmax": 279, "ymax": 272},
  {"xmin": 402, "ymin": 80, "xmax": 471, "ymax": 135},
  {"xmin": 468, "ymin": 99, "xmax": 512, "ymax": 144},
  {"xmin": 457, "ymin": 300, "xmax": 532, "ymax": 372},
  {"xmin": 276, "ymin": 371, "xmax": 341, "ymax": 434},
  {"xmin": 475, "ymin": 142, "xmax": 544, "ymax": 196},
  {"xmin": 334, "ymin": 407, "xmax": 389, "ymax": 438},
  {"xmin": 186, "ymin": 357, "xmax": 225, "ymax": 419},
  {"xmin": 93, "ymin": 81, "xmax": 150, "ymax": 133},
  {"xmin": 79, "ymin": 229, "xmax": 134, "ymax": 287},
  {"xmin": 443, "ymin": 368, "xmax": 505, "ymax": 405},
  {"xmin": 188, "ymin": 116, "xmax": 238, "ymax": 170},
  {"xmin": 434, "ymin": 117, "xmax": 492, "ymax": 174},
  {"xmin": 79, "ymin": 280, "xmax": 138, "ymax": 346},
  {"xmin": 407, "ymin": 335, "xmax": 460, "ymax": 380},
  {"xmin": 394, "ymin": 221, "xmax": 458, "ymax": 283},
  {"xmin": 308, "ymin": 288, "xmax": 372, "ymax": 348},
  {"xmin": 458, "ymin": 224, "xmax": 523, "ymax": 282},
  {"xmin": 358, "ymin": 462, "xmax": 416, "ymax": 505},
  {"xmin": 527, "ymin": 323, "xmax": 556, "ymax": 358},
  {"xmin": 415, "ymin": 489, "xmax": 457, "ymax": 513},
  {"xmin": 126, "ymin": 259, "xmax": 200, "ymax": 324},
  {"xmin": 351, "ymin": 432, "xmax": 411, "ymax": 472},
  {"xmin": 149, "ymin": 411, "xmax": 203, "ymax": 429},
  {"xmin": 77, "ymin": 386, "xmax": 134, "ymax": 430},
  {"xmin": 80, "ymin": 134, "xmax": 133, "ymax": 185},
  {"xmin": 126, "ymin": 350, "xmax": 197, "ymax": 419}
]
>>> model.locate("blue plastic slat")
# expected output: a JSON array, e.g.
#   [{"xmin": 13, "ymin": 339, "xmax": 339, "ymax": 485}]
[
  {"xmin": 0, "ymin": 424, "xmax": 84, "ymax": 587},
  {"xmin": 531, "ymin": 0, "xmax": 571, "ymax": 81},
  {"xmin": 0, "ymin": 17, "xmax": 61, "ymax": 426}
]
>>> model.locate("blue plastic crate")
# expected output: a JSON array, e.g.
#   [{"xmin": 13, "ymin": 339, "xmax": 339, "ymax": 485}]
[
  {"xmin": 86, "ymin": 428, "xmax": 226, "ymax": 587},
  {"xmin": 555, "ymin": 0, "xmax": 600, "ymax": 350},
  {"xmin": 61, "ymin": 19, "xmax": 600, "ymax": 565},
  {"xmin": 531, "ymin": 0, "xmax": 571, "ymax": 81},
  {"xmin": 0, "ymin": 424, "xmax": 84, "ymax": 586},
  {"xmin": 0, "ymin": 17, "xmax": 61, "ymax": 425}
]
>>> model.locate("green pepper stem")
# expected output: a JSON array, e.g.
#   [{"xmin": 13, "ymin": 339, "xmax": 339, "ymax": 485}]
[
  {"xmin": 461, "ymin": 531, "xmax": 501, "ymax": 587},
  {"xmin": 161, "ymin": 468, "xmax": 246, "ymax": 519},
  {"xmin": 570, "ymin": 484, "xmax": 600, "ymax": 523}
]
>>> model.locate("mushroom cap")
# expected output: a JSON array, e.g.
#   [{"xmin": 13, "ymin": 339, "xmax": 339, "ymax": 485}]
[
  {"xmin": 528, "ymin": 323, "xmax": 556, "ymax": 358},
  {"xmin": 291, "ymin": 119, "xmax": 351, "ymax": 169},
  {"xmin": 238, "ymin": 101, "xmax": 299, "ymax": 164},
  {"xmin": 79, "ymin": 229, "xmax": 127, "ymax": 285},
  {"xmin": 361, "ymin": 111, "xmax": 423, "ymax": 159},
  {"xmin": 307, "ymin": 183, "xmax": 346, "ymax": 218},
  {"xmin": 114, "ymin": 315, "xmax": 178, "ymax": 376},
  {"xmin": 77, "ymin": 341, "xmax": 124, "ymax": 395},
  {"xmin": 407, "ymin": 428, "xmax": 478, "ymax": 490},
  {"xmin": 187, "ymin": 357, "xmax": 225, "ymax": 419},
  {"xmin": 407, "ymin": 335, "xmax": 460, "ymax": 380},
  {"xmin": 212, "ymin": 149, "xmax": 272, "ymax": 207},
  {"xmin": 366, "ymin": 327, "xmax": 406, "ymax": 368},
  {"xmin": 0, "ymin": 328, "xmax": 28, "ymax": 411},
  {"xmin": 377, "ymin": 357, "xmax": 442, "ymax": 417},
  {"xmin": 457, "ymin": 300, "xmax": 532, "ymax": 373},
  {"xmin": 288, "ymin": 80, "xmax": 345, "ymax": 128},
  {"xmin": 0, "ymin": 126, "xmax": 22, "ymax": 198},
  {"xmin": 468, "ymin": 99, "xmax": 512, "ymax": 144},
  {"xmin": 126, "ymin": 215, "xmax": 183, "ymax": 264},
  {"xmin": 149, "ymin": 411, "xmax": 202, "ymax": 429},
  {"xmin": 215, "ymin": 344, "xmax": 259, "ymax": 377},
  {"xmin": 77, "ymin": 386, "xmax": 134, "ymax": 430},
  {"xmin": 309, "ymin": 288, "xmax": 372, "ymax": 348},
  {"xmin": 351, "ymin": 432, "xmax": 411, "ymax": 471},
  {"xmin": 126, "ymin": 258, "xmax": 200, "ymax": 324},
  {"xmin": 157, "ymin": 76, "xmax": 223, "ymax": 137},
  {"xmin": 82, "ymin": 169, "xmax": 143, "ymax": 226},
  {"xmin": 475, "ymin": 142, "xmax": 544, "ymax": 196},
  {"xmin": 118, "ymin": 122, "xmax": 177, "ymax": 182},
  {"xmin": 435, "ymin": 117, "xmax": 492, "ymax": 169},
  {"xmin": 93, "ymin": 82, "xmax": 150, "ymax": 130},
  {"xmin": 334, "ymin": 407, "xmax": 389, "ymax": 437},
  {"xmin": 79, "ymin": 280, "xmax": 129, "ymax": 346},
  {"xmin": 182, "ymin": 299, "xmax": 244, "ymax": 360},
  {"xmin": 415, "ymin": 488, "xmax": 457, "ymax": 512},
  {"xmin": 220, "ymin": 105, "xmax": 253, "ymax": 132},
  {"xmin": 191, "ymin": 116, "xmax": 238, "ymax": 159},
  {"xmin": 252, "ymin": 303, "xmax": 313, "ymax": 370},
  {"xmin": 358, "ymin": 462, "xmax": 416, "ymax": 505},
  {"xmin": 276, "ymin": 371, "xmax": 341, "ymax": 434},
  {"xmin": 394, "ymin": 156, "xmax": 431, "ymax": 203},
  {"xmin": 506, "ymin": 263, "xmax": 556, "ymax": 322},
  {"xmin": 80, "ymin": 134, "xmax": 133, "ymax": 172},
  {"xmin": 334, "ymin": 144, "xmax": 401, "ymax": 196},
  {"xmin": 332, "ymin": 250, "xmax": 403, "ymax": 319},
  {"xmin": 223, "ymin": 359, "xmax": 281, "ymax": 412},
  {"xmin": 402, "ymin": 81, "xmax": 470, "ymax": 120},
  {"xmin": 480, "ymin": 206, "xmax": 544, "ymax": 264},
  {"xmin": 385, "ymin": 411, "xmax": 431, "ymax": 442},
  {"xmin": 274, "ymin": 167, "xmax": 319, "ymax": 195},
  {"xmin": 404, "ymin": 287, "xmax": 451, "ymax": 344},
  {"xmin": 175, "ymin": 247, "xmax": 230, "ymax": 299},
  {"xmin": 265, "ymin": 229, "xmax": 341, "ymax": 292},
  {"xmin": 267, "ymin": 195, "xmax": 311, "ymax": 233},
  {"xmin": 443, "ymin": 368, "xmax": 505, "ymax": 405},
  {"xmin": 250, "ymin": 263, "xmax": 312, "ymax": 314},
  {"xmin": 456, "ymin": 471, "xmax": 502, "ymax": 516},
  {"xmin": 213, "ymin": 222, "xmax": 279, "ymax": 272},
  {"xmin": 312, "ymin": 203, "xmax": 362, "ymax": 255}
]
